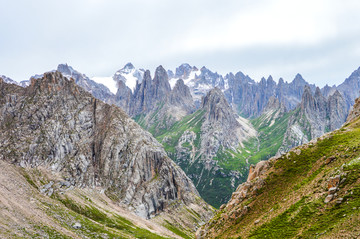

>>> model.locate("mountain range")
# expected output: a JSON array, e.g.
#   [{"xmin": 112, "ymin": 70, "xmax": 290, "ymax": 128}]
[
  {"xmin": 197, "ymin": 97, "xmax": 360, "ymax": 238},
  {"xmin": 3, "ymin": 63, "xmax": 360, "ymax": 208},
  {"xmin": 0, "ymin": 73, "xmax": 213, "ymax": 238},
  {"xmin": 1, "ymin": 63, "xmax": 360, "ymax": 238}
]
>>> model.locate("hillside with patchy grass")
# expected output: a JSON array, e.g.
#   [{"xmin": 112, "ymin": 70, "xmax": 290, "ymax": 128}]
[
  {"xmin": 0, "ymin": 73, "xmax": 214, "ymax": 239},
  {"xmin": 155, "ymin": 89, "xmax": 257, "ymax": 208},
  {"xmin": 197, "ymin": 101, "xmax": 360, "ymax": 238}
]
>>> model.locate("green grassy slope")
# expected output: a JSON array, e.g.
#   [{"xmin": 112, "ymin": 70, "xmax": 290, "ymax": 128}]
[
  {"xmin": 250, "ymin": 110, "xmax": 292, "ymax": 161},
  {"xmin": 201, "ymin": 116, "xmax": 360, "ymax": 238},
  {"xmin": 155, "ymin": 109, "xmax": 251, "ymax": 207},
  {"xmin": 146, "ymin": 107, "xmax": 293, "ymax": 208}
]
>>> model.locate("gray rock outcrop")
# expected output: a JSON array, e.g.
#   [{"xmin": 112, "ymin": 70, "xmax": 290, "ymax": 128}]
[
  {"xmin": 0, "ymin": 72, "xmax": 211, "ymax": 219},
  {"xmin": 279, "ymin": 85, "xmax": 348, "ymax": 153},
  {"xmin": 57, "ymin": 64, "xmax": 115, "ymax": 105}
]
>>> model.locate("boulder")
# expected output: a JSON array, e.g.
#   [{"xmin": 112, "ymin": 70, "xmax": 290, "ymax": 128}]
[
  {"xmin": 328, "ymin": 175, "xmax": 341, "ymax": 189},
  {"xmin": 324, "ymin": 194, "xmax": 334, "ymax": 203}
]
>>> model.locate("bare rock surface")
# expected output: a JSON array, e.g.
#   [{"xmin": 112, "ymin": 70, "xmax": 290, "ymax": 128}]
[{"xmin": 0, "ymin": 72, "xmax": 212, "ymax": 220}]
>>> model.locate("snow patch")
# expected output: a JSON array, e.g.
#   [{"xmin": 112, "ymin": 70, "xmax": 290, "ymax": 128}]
[
  {"xmin": 122, "ymin": 72, "xmax": 138, "ymax": 92},
  {"xmin": 169, "ymin": 69, "xmax": 200, "ymax": 90},
  {"xmin": 114, "ymin": 67, "xmax": 144, "ymax": 93},
  {"xmin": 91, "ymin": 77, "xmax": 118, "ymax": 94},
  {"xmin": 169, "ymin": 77, "xmax": 179, "ymax": 89}
]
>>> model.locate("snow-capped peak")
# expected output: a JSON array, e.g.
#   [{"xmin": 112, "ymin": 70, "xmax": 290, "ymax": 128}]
[
  {"xmin": 1, "ymin": 75, "xmax": 18, "ymax": 85},
  {"xmin": 169, "ymin": 66, "xmax": 201, "ymax": 89},
  {"xmin": 113, "ymin": 63, "xmax": 145, "ymax": 93},
  {"xmin": 121, "ymin": 62, "xmax": 135, "ymax": 74}
]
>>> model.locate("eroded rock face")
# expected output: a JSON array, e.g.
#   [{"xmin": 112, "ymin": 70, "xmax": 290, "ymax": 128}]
[
  {"xmin": 128, "ymin": 67, "xmax": 196, "ymax": 135},
  {"xmin": 337, "ymin": 66, "xmax": 360, "ymax": 110},
  {"xmin": 0, "ymin": 72, "xmax": 208, "ymax": 219},
  {"xmin": 200, "ymin": 88, "xmax": 256, "ymax": 159},
  {"xmin": 170, "ymin": 79, "xmax": 195, "ymax": 114},
  {"xmin": 279, "ymin": 86, "xmax": 348, "ymax": 154},
  {"xmin": 166, "ymin": 88, "xmax": 257, "ymax": 206},
  {"xmin": 57, "ymin": 64, "xmax": 115, "ymax": 105},
  {"xmin": 224, "ymin": 73, "xmax": 314, "ymax": 118},
  {"xmin": 247, "ymin": 161, "xmax": 270, "ymax": 182},
  {"xmin": 346, "ymin": 97, "xmax": 360, "ymax": 123}
]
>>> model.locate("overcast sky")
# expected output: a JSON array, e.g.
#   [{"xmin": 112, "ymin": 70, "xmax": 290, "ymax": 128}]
[{"xmin": 1, "ymin": 0, "xmax": 360, "ymax": 86}]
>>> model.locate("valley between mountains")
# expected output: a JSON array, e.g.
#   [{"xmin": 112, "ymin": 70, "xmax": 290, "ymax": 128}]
[{"xmin": 0, "ymin": 63, "xmax": 359, "ymax": 238}]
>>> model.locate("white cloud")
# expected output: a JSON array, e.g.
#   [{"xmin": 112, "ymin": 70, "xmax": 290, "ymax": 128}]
[
  {"xmin": 1, "ymin": 0, "xmax": 360, "ymax": 86},
  {"xmin": 173, "ymin": 0, "xmax": 338, "ymax": 53}
]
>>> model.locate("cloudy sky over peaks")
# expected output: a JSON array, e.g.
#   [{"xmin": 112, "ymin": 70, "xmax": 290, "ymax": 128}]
[{"xmin": 1, "ymin": 0, "xmax": 360, "ymax": 86}]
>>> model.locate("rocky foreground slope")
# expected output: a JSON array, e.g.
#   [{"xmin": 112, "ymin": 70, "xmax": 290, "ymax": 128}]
[
  {"xmin": 0, "ymin": 72, "xmax": 213, "ymax": 238},
  {"xmin": 197, "ymin": 98, "xmax": 360, "ymax": 238}
]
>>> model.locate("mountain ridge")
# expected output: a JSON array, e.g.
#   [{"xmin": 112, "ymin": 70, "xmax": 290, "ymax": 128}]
[{"xmin": 0, "ymin": 72, "xmax": 213, "ymax": 223}]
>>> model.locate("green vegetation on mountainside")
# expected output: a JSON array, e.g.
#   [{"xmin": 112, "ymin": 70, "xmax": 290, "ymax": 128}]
[
  {"xmin": 141, "ymin": 106, "xmax": 294, "ymax": 208},
  {"xmin": 154, "ymin": 109, "xmax": 258, "ymax": 208},
  {"xmin": 134, "ymin": 101, "xmax": 171, "ymax": 137},
  {"xmin": 203, "ymin": 116, "xmax": 360, "ymax": 238},
  {"xmin": 250, "ymin": 110, "xmax": 292, "ymax": 161}
]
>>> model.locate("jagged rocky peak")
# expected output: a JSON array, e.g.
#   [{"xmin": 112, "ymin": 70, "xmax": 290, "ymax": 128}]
[
  {"xmin": 200, "ymin": 87, "xmax": 256, "ymax": 145},
  {"xmin": 293, "ymin": 73, "xmax": 307, "ymax": 85},
  {"xmin": 314, "ymin": 87, "xmax": 327, "ymax": 112},
  {"xmin": 0, "ymin": 75, "xmax": 19, "ymax": 86},
  {"xmin": 300, "ymin": 85, "xmax": 315, "ymax": 111},
  {"xmin": 267, "ymin": 75, "xmax": 276, "ymax": 85},
  {"xmin": 56, "ymin": 64, "xmax": 114, "ymax": 104},
  {"xmin": 0, "ymin": 71, "xmax": 212, "ymax": 220},
  {"xmin": 114, "ymin": 62, "xmax": 138, "ymax": 77},
  {"xmin": 201, "ymin": 87, "xmax": 234, "ymax": 123},
  {"xmin": 152, "ymin": 65, "xmax": 171, "ymax": 100},
  {"xmin": 337, "ymin": 66, "xmax": 360, "ymax": 109},
  {"xmin": 122, "ymin": 62, "xmax": 135, "ymax": 72},
  {"xmin": 57, "ymin": 63, "xmax": 74, "ymax": 76},
  {"xmin": 260, "ymin": 77, "xmax": 266, "ymax": 85},
  {"xmin": 321, "ymin": 84, "xmax": 337, "ymax": 98},
  {"xmin": 167, "ymin": 69, "xmax": 174, "ymax": 78},
  {"xmin": 154, "ymin": 65, "xmax": 169, "ymax": 82},
  {"xmin": 315, "ymin": 86, "xmax": 322, "ymax": 97},
  {"xmin": 142, "ymin": 69, "xmax": 152, "ymax": 85},
  {"xmin": 280, "ymin": 84, "xmax": 348, "ymax": 154},
  {"xmin": 327, "ymin": 90, "xmax": 347, "ymax": 130},
  {"xmin": 28, "ymin": 71, "xmax": 77, "ymax": 95},
  {"xmin": 263, "ymin": 96, "xmax": 286, "ymax": 114},
  {"xmin": 113, "ymin": 63, "xmax": 145, "ymax": 92},
  {"xmin": 170, "ymin": 79, "xmax": 195, "ymax": 113},
  {"xmin": 346, "ymin": 66, "xmax": 360, "ymax": 81},
  {"xmin": 278, "ymin": 77, "xmax": 285, "ymax": 85},
  {"xmin": 175, "ymin": 63, "xmax": 198, "ymax": 78},
  {"xmin": 346, "ymin": 96, "xmax": 360, "ymax": 123},
  {"xmin": 171, "ymin": 79, "xmax": 192, "ymax": 100}
]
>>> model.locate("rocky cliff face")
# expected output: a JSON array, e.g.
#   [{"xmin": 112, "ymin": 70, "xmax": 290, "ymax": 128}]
[
  {"xmin": 200, "ymin": 88, "xmax": 256, "ymax": 161},
  {"xmin": 156, "ymin": 88, "xmax": 257, "ymax": 207},
  {"xmin": 168, "ymin": 64, "xmax": 317, "ymax": 118},
  {"xmin": 0, "ymin": 72, "xmax": 212, "ymax": 220},
  {"xmin": 0, "ymin": 75, "xmax": 18, "ymax": 85},
  {"xmin": 112, "ymin": 63, "xmax": 144, "ymax": 112},
  {"xmin": 52, "ymin": 63, "xmax": 360, "ymax": 122},
  {"xmin": 346, "ymin": 97, "xmax": 360, "ymax": 123},
  {"xmin": 131, "ymin": 66, "xmax": 196, "ymax": 136},
  {"xmin": 337, "ymin": 66, "xmax": 360, "ymax": 110},
  {"xmin": 279, "ymin": 86, "xmax": 347, "ymax": 154},
  {"xmin": 260, "ymin": 96, "xmax": 287, "ymax": 124},
  {"xmin": 57, "ymin": 64, "xmax": 115, "ymax": 105}
]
